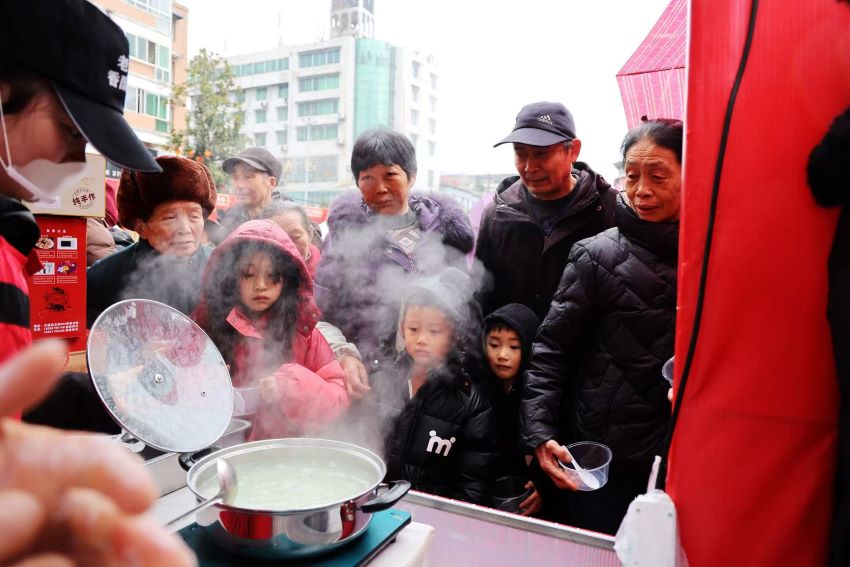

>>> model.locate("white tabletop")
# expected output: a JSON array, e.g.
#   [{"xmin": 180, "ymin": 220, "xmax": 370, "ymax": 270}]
[{"xmin": 151, "ymin": 487, "xmax": 433, "ymax": 566}]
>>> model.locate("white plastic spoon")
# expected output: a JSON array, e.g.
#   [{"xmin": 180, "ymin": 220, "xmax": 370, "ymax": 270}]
[{"xmin": 562, "ymin": 445, "xmax": 600, "ymax": 490}]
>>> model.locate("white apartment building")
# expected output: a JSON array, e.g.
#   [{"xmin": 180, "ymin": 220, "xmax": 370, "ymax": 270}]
[{"xmin": 225, "ymin": 0, "xmax": 439, "ymax": 206}]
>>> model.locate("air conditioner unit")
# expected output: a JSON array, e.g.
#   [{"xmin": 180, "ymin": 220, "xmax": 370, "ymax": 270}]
[
  {"xmin": 338, "ymin": 111, "xmax": 346, "ymax": 120},
  {"xmin": 259, "ymin": 101, "xmax": 268, "ymax": 108},
  {"xmin": 337, "ymin": 138, "xmax": 345, "ymax": 146},
  {"xmin": 280, "ymin": 144, "xmax": 288, "ymax": 152}
]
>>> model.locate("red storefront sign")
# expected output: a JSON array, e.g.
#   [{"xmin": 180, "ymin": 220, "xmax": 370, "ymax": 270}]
[
  {"xmin": 216, "ymin": 193, "xmax": 236, "ymax": 210},
  {"xmin": 29, "ymin": 216, "xmax": 87, "ymax": 350},
  {"xmin": 303, "ymin": 205, "xmax": 328, "ymax": 224}
]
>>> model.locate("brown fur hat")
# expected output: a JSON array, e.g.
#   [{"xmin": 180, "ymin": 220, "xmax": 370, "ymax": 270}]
[{"xmin": 118, "ymin": 155, "xmax": 217, "ymax": 228}]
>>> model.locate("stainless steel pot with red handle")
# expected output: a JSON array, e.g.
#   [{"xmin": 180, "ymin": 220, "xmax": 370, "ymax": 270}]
[{"xmin": 182, "ymin": 438, "xmax": 410, "ymax": 560}]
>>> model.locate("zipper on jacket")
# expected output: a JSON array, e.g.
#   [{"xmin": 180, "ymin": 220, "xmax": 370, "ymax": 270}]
[{"xmin": 383, "ymin": 239, "xmax": 417, "ymax": 272}]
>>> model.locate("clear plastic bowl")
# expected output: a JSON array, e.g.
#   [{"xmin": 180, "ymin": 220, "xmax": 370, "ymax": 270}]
[
  {"xmin": 491, "ymin": 475, "xmax": 532, "ymax": 513},
  {"xmin": 558, "ymin": 442, "xmax": 612, "ymax": 491},
  {"xmin": 662, "ymin": 356, "xmax": 675, "ymax": 385}
]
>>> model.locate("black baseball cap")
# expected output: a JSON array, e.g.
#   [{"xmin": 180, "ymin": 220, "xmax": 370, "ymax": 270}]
[
  {"xmin": 222, "ymin": 147, "xmax": 284, "ymax": 181},
  {"xmin": 494, "ymin": 101, "xmax": 577, "ymax": 147},
  {"xmin": 0, "ymin": 0, "xmax": 161, "ymax": 173}
]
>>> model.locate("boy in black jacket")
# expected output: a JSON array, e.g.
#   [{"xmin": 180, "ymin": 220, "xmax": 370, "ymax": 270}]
[
  {"xmin": 369, "ymin": 268, "xmax": 498, "ymax": 505},
  {"xmin": 481, "ymin": 303, "xmax": 553, "ymax": 517}
]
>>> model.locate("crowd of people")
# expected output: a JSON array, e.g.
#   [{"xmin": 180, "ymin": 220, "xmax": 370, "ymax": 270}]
[
  {"xmin": 0, "ymin": 0, "xmax": 684, "ymax": 564},
  {"xmin": 53, "ymin": 116, "xmax": 683, "ymax": 535}
]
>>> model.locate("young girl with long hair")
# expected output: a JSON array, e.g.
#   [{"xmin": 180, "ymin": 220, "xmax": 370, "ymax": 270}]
[
  {"xmin": 359, "ymin": 268, "xmax": 498, "ymax": 505},
  {"xmin": 194, "ymin": 219, "xmax": 348, "ymax": 439}
]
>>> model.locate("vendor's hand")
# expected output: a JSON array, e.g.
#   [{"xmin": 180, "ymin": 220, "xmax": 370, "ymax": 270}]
[
  {"xmin": 259, "ymin": 375, "xmax": 282, "ymax": 404},
  {"xmin": 340, "ymin": 356, "xmax": 370, "ymax": 399},
  {"xmin": 0, "ymin": 341, "xmax": 196, "ymax": 567},
  {"xmin": 668, "ymin": 388, "xmax": 673, "ymax": 402},
  {"xmin": 535, "ymin": 440, "xmax": 579, "ymax": 491},
  {"xmin": 518, "ymin": 481, "xmax": 543, "ymax": 517}
]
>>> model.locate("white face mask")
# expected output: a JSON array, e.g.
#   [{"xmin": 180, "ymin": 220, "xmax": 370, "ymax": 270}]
[{"xmin": 0, "ymin": 98, "xmax": 87, "ymax": 203}]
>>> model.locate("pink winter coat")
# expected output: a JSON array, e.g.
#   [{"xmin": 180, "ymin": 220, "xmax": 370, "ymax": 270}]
[{"xmin": 194, "ymin": 220, "xmax": 348, "ymax": 439}]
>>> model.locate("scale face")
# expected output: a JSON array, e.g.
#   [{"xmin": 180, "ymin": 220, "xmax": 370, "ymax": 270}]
[{"xmin": 88, "ymin": 299, "xmax": 233, "ymax": 453}]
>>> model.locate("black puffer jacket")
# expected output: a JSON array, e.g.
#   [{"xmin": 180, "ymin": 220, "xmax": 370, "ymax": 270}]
[
  {"xmin": 474, "ymin": 163, "xmax": 618, "ymax": 319},
  {"xmin": 370, "ymin": 353, "xmax": 498, "ymax": 505},
  {"xmin": 481, "ymin": 303, "xmax": 540, "ymax": 477},
  {"xmin": 521, "ymin": 197, "xmax": 677, "ymax": 534}
]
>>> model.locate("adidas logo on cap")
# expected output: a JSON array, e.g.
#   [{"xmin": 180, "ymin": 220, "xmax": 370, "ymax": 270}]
[{"xmin": 494, "ymin": 102, "xmax": 577, "ymax": 147}]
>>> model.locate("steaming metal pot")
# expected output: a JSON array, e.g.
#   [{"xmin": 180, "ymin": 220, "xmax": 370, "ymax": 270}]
[{"xmin": 88, "ymin": 299, "xmax": 410, "ymax": 559}]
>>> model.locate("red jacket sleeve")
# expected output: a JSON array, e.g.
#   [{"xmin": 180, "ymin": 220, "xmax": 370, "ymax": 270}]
[{"xmin": 252, "ymin": 329, "xmax": 349, "ymax": 439}]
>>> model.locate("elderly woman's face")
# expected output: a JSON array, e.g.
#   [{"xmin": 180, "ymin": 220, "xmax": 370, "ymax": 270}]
[
  {"xmin": 624, "ymin": 140, "xmax": 682, "ymax": 223},
  {"xmin": 137, "ymin": 200, "xmax": 205, "ymax": 257},
  {"xmin": 272, "ymin": 210, "xmax": 312, "ymax": 260},
  {"xmin": 357, "ymin": 164, "xmax": 413, "ymax": 216}
]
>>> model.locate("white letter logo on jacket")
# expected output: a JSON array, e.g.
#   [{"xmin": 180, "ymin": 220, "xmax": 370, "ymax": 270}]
[{"xmin": 426, "ymin": 430, "xmax": 456, "ymax": 457}]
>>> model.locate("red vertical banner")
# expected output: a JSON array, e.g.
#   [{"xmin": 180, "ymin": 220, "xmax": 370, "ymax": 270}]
[
  {"xmin": 669, "ymin": 1, "xmax": 850, "ymax": 565},
  {"xmin": 29, "ymin": 216, "xmax": 87, "ymax": 351}
]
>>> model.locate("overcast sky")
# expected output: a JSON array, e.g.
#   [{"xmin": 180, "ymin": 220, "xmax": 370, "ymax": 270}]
[{"xmin": 179, "ymin": 0, "xmax": 671, "ymax": 181}]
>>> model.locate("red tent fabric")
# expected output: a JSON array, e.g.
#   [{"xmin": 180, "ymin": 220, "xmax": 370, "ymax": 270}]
[
  {"xmin": 669, "ymin": 1, "xmax": 850, "ymax": 564},
  {"xmin": 616, "ymin": 0, "xmax": 687, "ymax": 128}
]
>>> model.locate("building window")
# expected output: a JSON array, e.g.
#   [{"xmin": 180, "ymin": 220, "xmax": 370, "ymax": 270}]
[
  {"xmin": 232, "ymin": 58, "xmax": 289, "ymax": 77},
  {"xmin": 429, "ymin": 119, "xmax": 436, "ymax": 134},
  {"xmin": 298, "ymin": 73, "xmax": 340, "ymax": 92},
  {"xmin": 428, "ymin": 170, "xmax": 434, "ymax": 187},
  {"xmin": 255, "ymin": 109, "xmax": 267, "ymax": 123},
  {"xmin": 256, "ymin": 87, "xmax": 267, "ymax": 101},
  {"xmin": 287, "ymin": 155, "xmax": 338, "ymax": 183},
  {"xmin": 123, "ymin": 86, "xmax": 168, "ymax": 126},
  {"xmin": 125, "ymin": 32, "xmax": 170, "ymax": 82},
  {"xmin": 428, "ymin": 141, "xmax": 436, "ymax": 156},
  {"xmin": 237, "ymin": 89, "xmax": 246, "ymax": 103},
  {"xmin": 430, "ymin": 73, "xmax": 438, "ymax": 89},
  {"xmin": 298, "ymin": 47, "xmax": 341, "ymax": 68},
  {"xmin": 297, "ymin": 98, "xmax": 339, "ymax": 117},
  {"xmin": 430, "ymin": 96, "xmax": 437, "ymax": 112},
  {"xmin": 410, "ymin": 133, "xmax": 418, "ymax": 147},
  {"xmin": 255, "ymin": 132, "xmax": 267, "ymax": 146},
  {"xmin": 296, "ymin": 124, "xmax": 339, "ymax": 142},
  {"xmin": 278, "ymin": 83, "xmax": 289, "ymax": 98},
  {"xmin": 277, "ymin": 107, "xmax": 287, "ymax": 121},
  {"xmin": 410, "ymin": 109, "xmax": 419, "ymax": 126},
  {"xmin": 124, "ymin": 87, "xmax": 140, "ymax": 113},
  {"xmin": 411, "ymin": 85, "xmax": 419, "ymax": 102},
  {"xmin": 276, "ymin": 130, "xmax": 288, "ymax": 145},
  {"xmin": 412, "ymin": 61, "xmax": 420, "ymax": 79}
]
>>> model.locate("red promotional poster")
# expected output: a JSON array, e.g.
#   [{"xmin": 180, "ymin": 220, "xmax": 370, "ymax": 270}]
[{"xmin": 29, "ymin": 216, "xmax": 87, "ymax": 350}]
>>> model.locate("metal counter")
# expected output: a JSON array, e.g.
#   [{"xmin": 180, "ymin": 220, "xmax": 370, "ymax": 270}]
[{"xmin": 396, "ymin": 491, "xmax": 619, "ymax": 566}]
